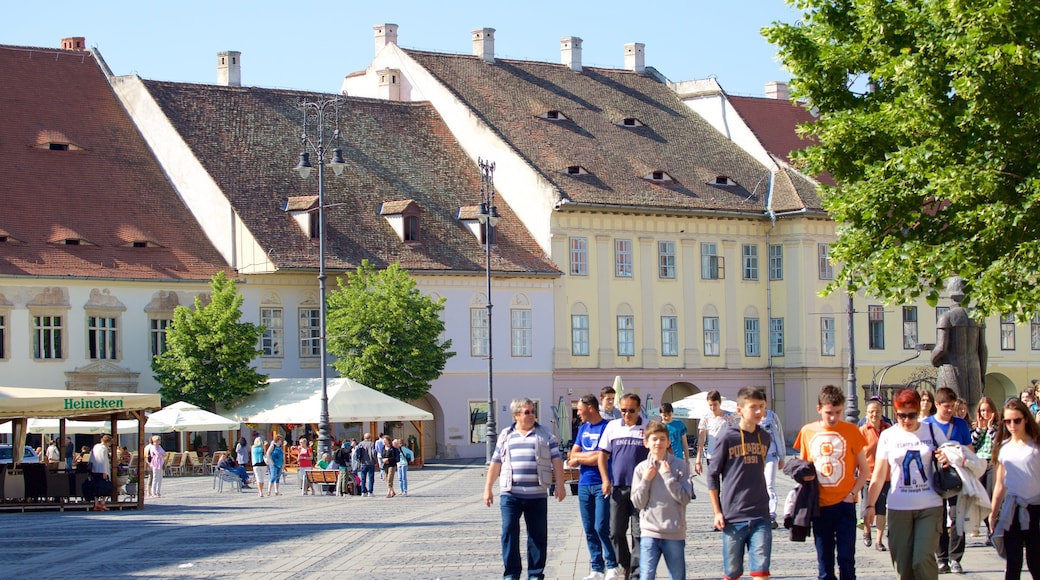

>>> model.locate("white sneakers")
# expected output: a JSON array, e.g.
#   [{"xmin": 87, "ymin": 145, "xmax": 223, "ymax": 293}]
[
  {"xmin": 582, "ymin": 572, "xmax": 604, "ymax": 580},
  {"xmin": 604, "ymin": 566, "xmax": 625, "ymax": 580}
]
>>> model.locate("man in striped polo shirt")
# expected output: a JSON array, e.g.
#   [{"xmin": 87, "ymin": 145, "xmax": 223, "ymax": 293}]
[
  {"xmin": 597, "ymin": 392, "xmax": 649, "ymax": 579},
  {"xmin": 484, "ymin": 398, "xmax": 567, "ymax": 580}
]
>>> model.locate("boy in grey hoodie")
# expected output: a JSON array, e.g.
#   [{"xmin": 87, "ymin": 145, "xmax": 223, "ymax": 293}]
[{"xmin": 632, "ymin": 420, "xmax": 693, "ymax": 579}]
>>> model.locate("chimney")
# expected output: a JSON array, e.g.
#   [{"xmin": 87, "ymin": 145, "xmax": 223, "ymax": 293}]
[
  {"xmin": 624, "ymin": 43, "xmax": 645, "ymax": 73},
  {"xmin": 61, "ymin": 37, "xmax": 86, "ymax": 51},
  {"xmin": 765, "ymin": 81, "xmax": 790, "ymax": 101},
  {"xmin": 561, "ymin": 36, "xmax": 582, "ymax": 72},
  {"xmin": 374, "ymin": 23, "xmax": 399, "ymax": 55},
  {"xmin": 378, "ymin": 68, "xmax": 402, "ymax": 101},
  {"xmin": 217, "ymin": 51, "xmax": 242, "ymax": 87},
  {"xmin": 472, "ymin": 28, "xmax": 495, "ymax": 63}
]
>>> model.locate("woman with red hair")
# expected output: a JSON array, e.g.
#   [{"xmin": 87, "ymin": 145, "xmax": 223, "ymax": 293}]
[{"xmin": 865, "ymin": 388, "xmax": 950, "ymax": 579}]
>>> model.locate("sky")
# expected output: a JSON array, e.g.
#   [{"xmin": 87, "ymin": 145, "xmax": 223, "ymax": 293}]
[{"xmin": 2, "ymin": 0, "xmax": 803, "ymax": 97}]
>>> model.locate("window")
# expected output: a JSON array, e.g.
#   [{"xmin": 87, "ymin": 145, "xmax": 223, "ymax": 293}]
[
  {"xmin": 150, "ymin": 318, "xmax": 171, "ymax": 357},
  {"xmin": 742, "ymin": 244, "xmax": 759, "ymax": 280},
  {"xmin": 615, "ymin": 239, "xmax": 633, "ymax": 277},
  {"xmin": 617, "ymin": 315, "xmax": 635, "ymax": 356},
  {"xmin": 701, "ymin": 243, "xmax": 724, "ymax": 279},
  {"xmin": 661, "ymin": 316, "xmax": 678, "ymax": 356},
  {"xmin": 745, "ymin": 318, "xmax": 760, "ymax": 357},
  {"xmin": 571, "ymin": 314, "xmax": 590, "ymax": 356},
  {"xmin": 936, "ymin": 306, "xmax": 950, "ymax": 323},
  {"xmin": 659, "ymin": 241, "xmax": 676, "ymax": 279},
  {"xmin": 33, "ymin": 315, "xmax": 63, "ymax": 360},
  {"xmin": 299, "ymin": 308, "xmax": 321, "ymax": 357},
  {"xmin": 471, "ymin": 307, "xmax": 489, "ymax": 357},
  {"xmin": 481, "ymin": 221, "xmax": 496, "ymax": 245},
  {"xmin": 403, "ymin": 215, "xmax": 420, "ymax": 242},
  {"xmin": 570, "ymin": 237, "xmax": 588, "ymax": 275},
  {"xmin": 87, "ymin": 316, "xmax": 118, "ymax": 360},
  {"xmin": 260, "ymin": 307, "xmax": 283, "ymax": 357},
  {"xmin": 511, "ymin": 309, "xmax": 532, "ymax": 357},
  {"xmin": 703, "ymin": 316, "xmax": 720, "ymax": 356},
  {"xmin": 769, "ymin": 244, "xmax": 783, "ymax": 280},
  {"xmin": 868, "ymin": 305, "xmax": 885, "ymax": 350},
  {"xmin": 1000, "ymin": 314, "xmax": 1016, "ymax": 350},
  {"xmin": 0, "ymin": 314, "xmax": 6, "ymax": 359},
  {"xmin": 769, "ymin": 318, "xmax": 784, "ymax": 356},
  {"xmin": 1032, "ymin": 315, "xmax": 1040, "ymax": 351},
  {"xmin": 902, "ymin": 306, "xmax": 918, "ymax": 349},
  {"xmin": 821, "ymin": 317, "xmax": 836, "ymax": 356},
  {"xmin": 818, "ymin": 244, "xmax": 834, "ymax": 280}
]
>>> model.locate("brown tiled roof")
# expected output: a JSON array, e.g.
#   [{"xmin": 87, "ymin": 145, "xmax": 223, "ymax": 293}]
[
  {"xmin": 405, "ymin": 51, "xmax": 808, "ymax": 214},
  {"xmin": 0, "ymin": 45, "xmax": 229, "ymax": 280},
  {"xmin": 141, "ymin": 81, "xmax": 557, "ymax": 275}
]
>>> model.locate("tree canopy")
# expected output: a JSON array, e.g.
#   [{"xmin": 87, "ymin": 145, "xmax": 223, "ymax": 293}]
[
  {"xmin": 765, "ymin": 0, "xmax": 1040, "ymax": 319},
  {"xmin": 326, "ymin": 261, "xmax": 455, "ymax": 402},
  {"xmin": 152, "ymin": 271, "xmax": 267, "ymax": 410}
]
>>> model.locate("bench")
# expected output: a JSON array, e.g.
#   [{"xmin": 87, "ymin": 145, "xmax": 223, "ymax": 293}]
[{"xmin": 304, "ymin": 469, "xmax": 345, "ymax": 496}]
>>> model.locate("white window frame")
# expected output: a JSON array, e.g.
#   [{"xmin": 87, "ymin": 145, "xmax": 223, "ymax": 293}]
[
  {"xmin": 742, "ymin": 244, "xmax": 759, "ymax": 281},
  {"xmin": 299, "ymin": 307, "xmax": 321, "ymax": 358},
  {"xmin": 1032, "ymin": 315, "xmax": 1040, "ymax": 351},
  {"xmin": 31, "ymin": 312, "xmax": 66, "ymax": 360},
  {"xmin": 149, "ymin": 318, "xmax": 171, "ymax": 358},
  {"xmin": 821, "ymin": 317, "xmax": 836, "ymax": 356},
  {"xmin": 0, "ymin": 312, "xmax": 7, "ymax": 360},
  {"xmin": 571, "ymin": 314, "xmax": 590, "ymax": 356},
  {"xmin": 470, "ymin": 307, "xmax": 489, "ymax": 357},
  {"xmin": 902, "ymin": 306, "xmax": 919, "ymax": 349},
  {"xmin": 818, "ymin": 244, "xmax": 834, "ymax": 280},
  {"xmin": 615, "ymin": 239, "xmax": 633, "ymax": 277},
  {"xmin": 510, "ymin": 309, "xmax": 532, "ymax": 357},
  {"xmin": 768, "ymin": 243, "xmax": 783, "ymax": 280},
  {"xmin": 868, "ymin": 305, "xmax": 885, "ymax": 350},
  {"xmin": 769, "ymin": 317, "xmax": 784, "ymax": 356},
  {"xmin": 1000, "ymin": 314, "xmax": 1016, "ymax": 351},
  {"xmin": 661, "ymin": 315, "xmax": 678, "ymax": 356},
  {"xmin": 745, "ymin": 317, "xmax": 761, "ymax": 357},
  {"xmin": 703, "ymin": 316, "xmax": 720, "ymax": 356},
  {"xmin": 658, "ymin": 241, "xmax": 676, "ymax": 279},
  {"xmin": 87, "ymin": 314, "xmax": 119, "ymax": 361},
  {"xmin": 701, "ymin": 242, "xmax": 724, "ymax": 280},
  {"xmin": 570, "ymin": 237, "xmax": 588, "ymax": 276},
  {"xmin": 260, "ymin": 307, "xmax": 283, "ymax": 357},
  {"xmin": 617, "ymin": 315, "xmax": 635, "ymax": 356}
]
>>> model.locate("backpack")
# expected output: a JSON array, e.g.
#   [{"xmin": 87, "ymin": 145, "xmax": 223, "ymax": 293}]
[{"xmin": 353, "ymin": 443, "xmax": 372, "ymax": 466}]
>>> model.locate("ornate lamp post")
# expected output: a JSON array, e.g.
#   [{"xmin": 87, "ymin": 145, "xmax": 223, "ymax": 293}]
[
  {"xmin": 844, "ymin": 291, "xmax": 860, "ymax": 423},
  {"xmin": 476, "ymin": 158, "xmax": 499, "ymax": 463},
  {"xmin": 292, "ymin": 96, "xmax": 346, "ymax": 458}
]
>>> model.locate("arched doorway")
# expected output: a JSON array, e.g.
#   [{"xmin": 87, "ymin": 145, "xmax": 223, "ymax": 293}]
[
  {"xmin": 661, "ymin": 381, "xmax": 699, "ymax": 449},
  {"xmin": 395, "ymin": 395, "xmax": 440, "ymax": 463},
  {"xmin": 984, "ymin": 373, "xmax": 1017, "ymax": 408}
]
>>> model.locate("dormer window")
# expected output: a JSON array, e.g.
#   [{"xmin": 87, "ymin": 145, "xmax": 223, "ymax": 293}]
[
  {"xmin": 379, "ymin": 199, "xmax": 423, "ymax": 245},
  {"xmin": 128, "ymin": 240, "xmax": 161, "ymax": 248},
  {"xmin": 33, "ymin": 141, "xmax": 82, "ymax": 151},
  {"xmin": 283, "ymin": 195, "xmax": 320, "ymax": 238},
  {"xmin": 618, "ymin": 117, "xmax": 645, "ymax": 127},
  {"xmin": 645, "ymin": 170, "xmax": 674, "ymax": 182},
  {"xmin": 540, "ymin": 110, "xmax": 569, "ymax": 121},
  {"xmin": 404, "ymin": 216, "xmax": 420, "ymax": 242},
  {"xmin": 713, "ymin": 176, "xmax": 737, "ymax": 186},
  {"xmin": 49, "ymin": 143, "xmax": 69, "ymax": 151},
  {"xmin": 565, "ymin": 165, "xmax": 589, "ymax": 175}
]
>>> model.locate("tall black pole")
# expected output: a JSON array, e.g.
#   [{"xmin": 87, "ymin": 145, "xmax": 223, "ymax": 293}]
[
  {"xmin": 845, "ymin": 290, "xmax": 860, "ymax": 423},
  {"xmin": 481, "ymin": 158, "xmax": 497, "ymax": 463}
]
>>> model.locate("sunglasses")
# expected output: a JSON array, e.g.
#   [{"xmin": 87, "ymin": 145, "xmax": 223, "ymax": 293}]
[
  {"xmin": 517, "ymin": 410, "xmax": 535, "ymax": 416},
  {"xmin": 895, "ymin": 412, "xmax": 919, "ymax": 421},
  {"xmin": 620, "ymin": 408, "xmax": 638, "ymax": 414},
  {"xmin": 1004, "ymin": 417, "xmax": 1024, "ymax": 426}
]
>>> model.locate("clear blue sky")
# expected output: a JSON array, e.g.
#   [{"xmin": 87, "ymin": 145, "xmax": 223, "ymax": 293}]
[{"xmin": 3, "ymin": 1, "xmax": 801, "ymax": 97}]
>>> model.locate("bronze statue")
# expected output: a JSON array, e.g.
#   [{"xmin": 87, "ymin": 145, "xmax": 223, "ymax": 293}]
[{"xmin": 931, "ymin": 277, "xmax": 987, "ymax": 409}]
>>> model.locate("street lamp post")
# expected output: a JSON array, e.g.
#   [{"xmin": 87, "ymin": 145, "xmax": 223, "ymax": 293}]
[
  {"xmin": 844, "ymin": 291, "xmax": 860, "ymax": 423},
  {"xmin": 476, "ymin": 158, "xmax": 499, "ymax": 463},
  {"xmin": 293, "ymin": 96, "xmax": 346, "ymax": 458}
]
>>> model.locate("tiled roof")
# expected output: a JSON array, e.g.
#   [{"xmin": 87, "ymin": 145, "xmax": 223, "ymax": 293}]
[
  {"xmin": 141, "ymin": 81, "xmax": 557, "ymax": 275},
  {"xmin": 0, "ymin": 45, "xmax": 229, "ymax": 280},
  {"xmin": 727, "ymin": 95, "xmax": 834, "ymax": 190},
  {"xmin": 405, "ymin": 51, "xmax": 810, "ymax": 214}
]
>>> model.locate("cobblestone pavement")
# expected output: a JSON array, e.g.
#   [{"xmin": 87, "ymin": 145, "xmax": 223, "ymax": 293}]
[{"xmin": 0, "ymin": 459, "xmax": 1006, "ymax": 579}]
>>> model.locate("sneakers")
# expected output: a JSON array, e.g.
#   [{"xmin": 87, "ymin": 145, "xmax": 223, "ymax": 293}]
[
  {"xmin": 581, "ymin": 572, "xmax": 605, "ymax": 580},
  {"xmin": 604, "ymin": 566, "xmax": 624, "ymax": 580},
  {"xmin": 938, "ymin": 561, "xmax": 951, "ymax": 574},
  {"xmin": 949, "ymin": 561, "xmax": 963, "ymax": 574}
]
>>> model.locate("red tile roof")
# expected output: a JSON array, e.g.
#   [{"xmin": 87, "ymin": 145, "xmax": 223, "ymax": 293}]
[{"xmin": 0, "ymin": 45, "xmax": 229, "ymax": 280}]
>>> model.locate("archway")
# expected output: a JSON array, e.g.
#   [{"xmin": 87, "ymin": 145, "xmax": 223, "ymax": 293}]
[
  {"xmin": 395, "ymin": 395, "xmax": 440, "ymax": 463},
  {"xmin": 984, "ymin": 373, "xmax": 1017, "ymax": 407},
  {"xmin": 661, "ymin": 381, "xmax": 698, "ymax": 444}
]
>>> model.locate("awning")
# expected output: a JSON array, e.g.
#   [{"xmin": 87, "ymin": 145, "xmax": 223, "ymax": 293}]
[
  {"xmin": 0, "ymin": 386, "xmax": 161, "ymax": 420},
  {"xmin": 145, "ymin": 401, "xmax": 239, "ymax": 433},
  {"xmin": 223, "ymin": 377, "xmax": 433, "ymax": 424}
]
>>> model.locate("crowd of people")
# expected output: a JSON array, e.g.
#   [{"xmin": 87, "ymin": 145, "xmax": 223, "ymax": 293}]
[{"xmin": 485, "ymin": 384, "xmax": 1040, "ymax": 580}]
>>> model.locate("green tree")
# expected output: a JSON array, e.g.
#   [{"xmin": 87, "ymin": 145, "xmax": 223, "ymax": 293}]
[
  {"xmin": 765, "ymin": 0, "xmax": 1040, "ymax": 318},
  {"xmin": 326, "ymin": 260, "xmax": 455, "ymax": 401},
  {"xmin": 152, "ymin": 271, "xmax": 267, "ymax": 409}
]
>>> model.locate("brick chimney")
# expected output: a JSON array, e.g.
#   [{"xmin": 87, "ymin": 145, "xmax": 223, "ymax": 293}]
[
  {"xmin": 61, "ymin": 37, "xmax": 86, "ymax": 51},
  {"xmin": 374, "ymin": 23, "xmax": 399, "ymax": 55},
  {"xmin": 472, "ymin": 28, "xmax": 495, "ymax": 63},
  {"xmin": 765, "ymin": 81, "xmax": 790, "ymax": 100},
  {"xmin": 217, "ymin": 51, "xmax": 242, "ymax": 87},
  {"xmin": 561, "ymin": 36, "xmax": 582, "ymax": 72},
  {"xmin": 378, "ymin": 68, "xmax": 402, "ymax": 101},
  {"xmin": 624, "ymin": 42, "xmax": 645, "ymax": 74}
]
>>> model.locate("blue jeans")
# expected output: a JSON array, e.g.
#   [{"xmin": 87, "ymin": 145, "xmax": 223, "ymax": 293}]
[
  {"xmin": 398, "ymin": 464, "xmax": 408, "ymax": 494},
  {"xmin": 359, "ymin": 465, "xmax": 375, "ymax": 494},
  {"xmin": 812, "ymin": 501, "xmax": 856, "ymax": 580},
  {"xmin": 639, "ymin": 537, "xmax": 685, "ymax": 580},
  {"xmin": 500, "ymin": 493, "xmax": 548, "ymax": 579},
  {"xmin": 269, "ymin": 464, "xmax": 283, "ymax": 484},
  {"xmin": 578, "ymin": 484, "xmax": 617, "ymax": 572},
  {"xmin": 722, "ymin": 518, "xmax": 772, "ymax": 579}
]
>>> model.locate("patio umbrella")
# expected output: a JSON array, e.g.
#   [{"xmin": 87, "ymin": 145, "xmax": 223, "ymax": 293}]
[
  {"xmin": 144, "ymin": 401, "xmax": 239, "ymax": 433},
  {"xmin": 670, "ymin": 392, "xmax": 737, "ymax": 420},
  {"xmin": 0, "ymin": 418, "xmax": 138, "ymax": 434}
]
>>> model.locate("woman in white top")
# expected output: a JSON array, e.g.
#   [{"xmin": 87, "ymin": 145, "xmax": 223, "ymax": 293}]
[
  {"xmin": 88, "ymin": 434, "xmax": 113, "ymax": 511},
  {"xmin": 989, "ymin": 398, "xmax": 1040, "ymax": 580},
  {"xmin": 865, "ymin": 388, "xmax": 949, "ymax": 580}
]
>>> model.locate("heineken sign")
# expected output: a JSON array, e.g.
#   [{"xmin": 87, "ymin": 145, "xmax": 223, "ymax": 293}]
[{"xmin": 63, "ymin": 397, "xmax": 125, "ymax": 411}]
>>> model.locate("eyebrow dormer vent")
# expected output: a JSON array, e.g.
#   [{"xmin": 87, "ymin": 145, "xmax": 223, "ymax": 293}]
[
  {"xmin": 713, "ymin": 176, "xmax": 736, "ymax": 186},
  {"xmin": 541, "ymin": 110, "xmax": 569, "ymax": 121},
  {"xmin": 645, "ymin": 170, "xmax": 674, "ymax": 182},
  {"xmin": 618, "ymin": 117, "xmax": 644, "ymax": 128},
  {"xmin": 565, "ymin": 165, "xmax": 588, "ymax": 175}
]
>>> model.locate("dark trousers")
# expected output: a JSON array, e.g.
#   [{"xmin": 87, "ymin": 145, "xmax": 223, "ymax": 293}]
[
  {"xmin": 936, "ymin": 496, "xmax": 965, "ymax": 565},
  {"xmin": 610, "ymin": 485, "xmax": 641, "ymax": 576},
  {"xmin": 1004, "ymin": 504, "xmax": 1040, "ymax": 580},
  {"xmin": 812, "ymin": 501, "xmax": 857, "ymax": 579},
  {"xmin": 500, "ymin": 493, "xmax": 548, "ymax": 580}
]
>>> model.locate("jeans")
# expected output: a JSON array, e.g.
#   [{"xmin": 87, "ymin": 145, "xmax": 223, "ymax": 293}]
[
  {"xmin": 398, "ymin": 464, "xmax": 408, "ymax": 493},
  {"xmin": 812, "ymin": 501, "xmax": 857, "ymax": 580},
  {"xmin": 610, "ymin": 486, "xmax": 641, "ymax": 576},
  {"xmin": 578, "ymin": 484, "xmax": 617, "ymax": 572},
  {"xmin": 639, "ymin": 537, "xmax": 685, "ymax": 580},
  {"xmin": 269, "ymin": 464, "xmax": 283, "ymax": 485},
  {"xmin": 359, "ymin": 465, "xmax": 375, "ymax": 494},
  {"xmin": 500, "ymin": 493, "xmax": 548, "ymax": 579},
  {"xmin": 936, "ymin": 496, "xmax": 965, "ymax": 565},
  {"xmin": 722, "ymin": 518, "xmax": 772, "ymax": 579}
]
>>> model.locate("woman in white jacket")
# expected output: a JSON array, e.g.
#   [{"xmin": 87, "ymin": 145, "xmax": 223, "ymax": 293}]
[{"xmin": 989, "ymin": 398, "xmax": 1040, "ymax": 580}]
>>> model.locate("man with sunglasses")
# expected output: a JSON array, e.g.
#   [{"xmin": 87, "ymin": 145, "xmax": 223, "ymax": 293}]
[
  {"xmin": 923, "ymin": 387, "xmax": 973, "ymax": 574},
  {"xmin": 598, "ymin": 392, "xmax": 648, "ymax": 579}
]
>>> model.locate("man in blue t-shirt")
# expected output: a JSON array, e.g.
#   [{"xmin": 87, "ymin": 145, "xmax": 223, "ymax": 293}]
[
  {"xmin": 598, "ymin": 393, "xmax": 648, "ymax": 580},
  {"xmin": 922, "ymin": 386, "xmax": 973, "ymax": 574},
  {"xmin": 568, "ymin": 394, "xmax": 620, "ymax": 580}
]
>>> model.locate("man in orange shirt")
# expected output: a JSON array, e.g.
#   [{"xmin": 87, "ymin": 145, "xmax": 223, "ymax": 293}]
[{"xmin": 794, "ymin": 385, "xmax": 869, "ymax": 580}]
